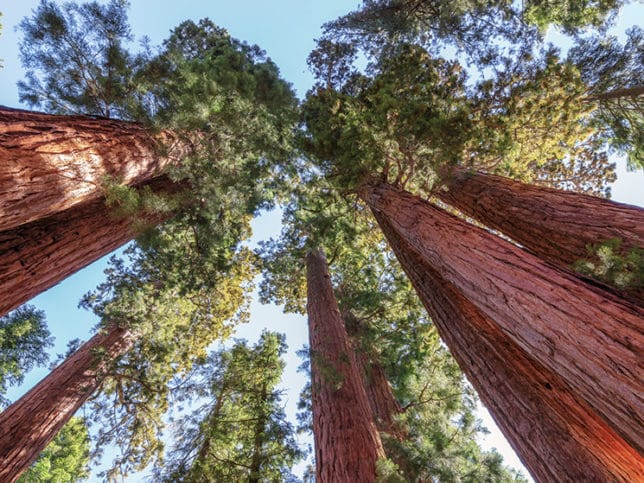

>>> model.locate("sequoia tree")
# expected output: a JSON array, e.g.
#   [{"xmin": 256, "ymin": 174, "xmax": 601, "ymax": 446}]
[
  {"xmin": 2, "ymin": 3, "xmax": 297, "ymax": 315},
  {"xmin": 361, "ymin": 181, "xmax": 644, "ymax": 452},
  {"xmin": 0, "ymin": 325, "xmax": 133, "ymax": 482},
  {"xmin": 306, "ymin": 249, "xmax": 385, "ymax": 481},
  {"xmin": 375, "ymin": 211, "xmax": 644, "ymax": 482},
  {"xmin": 0, "ymin": 175, "xmax": 178, "ymax": 317},
  {"xmin": 437, "ymin": 168, "xmax": 644, "ymax": 301}
]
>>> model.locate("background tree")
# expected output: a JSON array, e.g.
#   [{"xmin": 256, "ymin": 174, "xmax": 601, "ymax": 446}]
[
  {"xmin": 17, "ymin": 417, "xmax": 90, "ymax": 483},
  {"xmin": 259, "ymin": 186, "xmax": 523, "ymax": 481},
  {"xmin": 18, "ymin": 0, "xmax": 144, "ymax": 118},
  {"xmin": 0, "ymin": 305, "xmax": 52, "ymax": 407},
  {"xmin": 158, "ymin": 332, "xmax": 303, "ymax": 482}
]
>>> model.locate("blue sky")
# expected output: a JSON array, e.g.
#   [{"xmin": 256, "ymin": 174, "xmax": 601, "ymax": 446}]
[{"xmin": 1, "ymin": 1, "xmax": 643, "ymax": 481}]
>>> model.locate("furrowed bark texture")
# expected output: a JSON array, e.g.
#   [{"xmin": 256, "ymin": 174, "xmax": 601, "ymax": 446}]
[
  {"xmin": 438, "ymin": 169, "xmax": 644, "ymax": 284},
  {"xmin": 362, "ymin": 182, "xmax": 644, "ymax": 452},
  {"xmin": 0, "ymin": 176, "xmax": 178, "ymax": 317},
  {"xmin": 359, "ymin": 353, "xmax": 405, "ymax": 440},
  {"xmin": 375, "ymin": 211, "xmax": 644, "ymax": 482},
  {"xmin": 307, "ymin": 249, "xmax": 385, "ymax": 482},
  {"xmin": 0, "ymin": 326, "xmax": 133, "ymax": 482},
  {"xmin": 344, "ymin": 313, "xmax": 405, "ymax": 440},
  {"xmin": 0, "ymin": 106, "xmax": 186, "ymax": 231}
]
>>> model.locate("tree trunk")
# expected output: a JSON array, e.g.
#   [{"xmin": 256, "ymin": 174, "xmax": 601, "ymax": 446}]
[
  {"xmin": 361, "ymin": 182, "xmax": 644, "ymax": 453},
  {"xmin": 248, "ymin": 384, "xmax": 269, "ymax": 483},
  {"xmin": 306, "ymin": 249, "xmax": 385, "ymax": 483},
  {"xmin": 0, "ymin": 176, "xmax": 178, "ymax": 317},
  {"xmin": 0, "ymin": 325, "xmax": 133, "ymax": 482},
  {"xmin": 0, "ymin": 106, "xmax": 186, "ymax": 231},
  {"xmin": 437, "ymin": 168, "xmax": 644, "ymax": 301},
  {"xmin": 375, "ymin": 211, "xmax": 644, "ymax": 482},
  {"xmin": 343, "ymin": 312, "xmax": 405, "ymax": 440}
]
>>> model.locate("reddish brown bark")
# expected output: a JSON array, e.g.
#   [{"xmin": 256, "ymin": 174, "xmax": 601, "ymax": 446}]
[
  {"xmin": 344, "ymin": 313, "xmax": 405, "ymax": 440},
  {"xmin": 438, "ymin": 169, "xmax": 643, "ymax": 292},
  {"xmin": 0, "ymin": 106, "xmax": 186, "ymax": 231},
  {"xmin": 375, "ymin": 211, "xmax": 644, "ymax": 482},
  {"xmin": 361, "ymin": 182, "xmax": 644, "ymax": 452},
  {"xmin": 0, "ymin": 176, "xmax": 178, "ymax": 317},
  {"xmin": 0, "ymin": 326, "xmax": 133, "ymax": 482},
  {"xmin": 307, "ymin": 249, "xmax": 385, "ymax": 482}
]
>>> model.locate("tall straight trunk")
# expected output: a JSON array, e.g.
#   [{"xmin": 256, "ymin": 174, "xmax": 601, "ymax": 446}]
[
  {"xmin": 0, "ymin": 176, "xmax": 177, "ymax": 317},
  {"xmin": 343, "ymin": 312, "xmax": 405, "ymax": 440},
  {"xmin": 361, "ymin": 182, "xmax": 644, "ymax": 452},
  {"xmin": 0, "ymin": 106, "xmax": 186, "ymax": 231},
  {"xmin": 248, "ymin": 384, "xmax": 269, "ymax": 483},
  {"xmin": 375, "ymin": 211, "xmax": 644, "ymax": 482},
  {"xmin": 306, "ymin": 249, "xmax": 385, "ymax": 482},
  {"xmin": 0, "ymin": 325, "xmax": 133, "ymax": 482},
  {"xmin": 437, "ymin": 169, "xmax": 643, "ymax": 283}
]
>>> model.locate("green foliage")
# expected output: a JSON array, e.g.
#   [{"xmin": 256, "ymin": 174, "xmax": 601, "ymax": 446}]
[
  {"xmin": 18, "ymin": 417, "xmax": 91, "ymax": 483},
  {"xmin": 18, "ymin": 0, "xmax": 144, "ymax": 118},
  {"xmin": 568, "ymin": 27, "xmax": 643, "ymax": 170},
  {"xmin": 0, "ymin": 305, "xmax": 52, "ymax": 407},
  {"xmin": 573, "ymin": 238, "xmax": 644, "ymax": 289},
  {"xmin": 80, "ymin": 242, "xmax": 256, "ymax": 479},
  {"xmin": 302, "ymin": 40, "xmax": 615, "ymax": 196},
  {"xmin": 523, "ymin": 0, "xmax": 624, "ymax": 33},
  {"xmin": 158, "ymin": 332, "xmax": 303, "ymax": 481}
]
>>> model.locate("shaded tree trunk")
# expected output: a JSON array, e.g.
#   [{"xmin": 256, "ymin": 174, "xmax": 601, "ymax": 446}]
[
  {"xmin": 343, "ymin": 312, "xmax": 405, "ymax": 441},
  {"xmin": 0, "ymin": 176, "xmax": 178, "ymax": 317},
  {"xmin": 0, "ymin": 325, "xmax": 133, "ymax": 482},
  {"xmin": 591, "ymin": 85, "xmax": 644, "ymax": 102},
  {"xmin": 375, "ymin": 211, "xmax": 644, "ymax": 482},
  {"xmin": 437, "ymin": 168, "xmax": 643, "ymax": 301},
  {"xmin": 248, "ymin": 384, "xmax": 269, "ymax": 483},
  {"xmin": 361, "ymin": 182, "xmax": 644, "ymax": 453},
  {"xmin": 306, "ymin": 249, "xmax": 385, "ymax": 482},
  {"xmin": 0, "ymin": 106, "xmax": 186, "ymax": 231}
]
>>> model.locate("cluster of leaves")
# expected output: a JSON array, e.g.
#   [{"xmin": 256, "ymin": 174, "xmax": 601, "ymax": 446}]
[
  {"xmin": 0, "ymin": 305, "xmax": 52, "ymax": 407},
  {"xmin": 18, "ymin": 417, "xmax": 90, "ymax": 483},
  {"xmin": 79, "ymin": 240, "xmax": 255, "ymax": 478},
  {"xmin": 573, "ymin": 238, "xmax": 644, "ymax": 290},
  {"xmin": 157, "ymin": 331, "xmax": 303, "ymax": 481}
]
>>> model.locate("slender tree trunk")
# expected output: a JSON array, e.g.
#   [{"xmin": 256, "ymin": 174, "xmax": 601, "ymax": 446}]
[
  {"xmin": 437, "ymin": 168, "xmax": 643, "ymax": 298},
  {"xmin": 343, "ymin": 312, "xmax": 405, "ymax": 440},
  {"xmin": 361, "ymin": 182, "xmax": 644, "ymax": 452},
  {"xmin": 375, "ymin": 211, "xmax": 644, "ymax": 482},
  {"xmin": 306, "ymin": 249, "xmax": 385, "ymax": 482},
  {"xmin": 0, "ymin": 325, "xmax": 133, "ymax": 482},
  {"xmin": 248, "ymin": 384, "xmax": 269, "ymax": 483},
  {"xmin": 0, "ymin": 106, "xmax": 186, "ymax": 231},
  {"xmin": 0, "ymin": 176, "xmax": 178, "ymax": 317}
]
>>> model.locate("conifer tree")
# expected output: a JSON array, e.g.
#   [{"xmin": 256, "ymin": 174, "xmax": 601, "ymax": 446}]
[
  {"xmin": 0, "ymin": 306, "xmax": 52, "ymax": 407},
  {"xmin": 1, "ymin": 2, "xmax": 297, "ymax": 316},
  {"xmin": 306, "ymin": 248, "xmax": 385, "ymax": 481},
  {"xmin": 375, "ymin": 211, "xmax": 644, "ymax": 482},
  {"xmin": 159, "ymin": 332, "xmax": 303, "ymax": 482},
  {"xmin": 17, "ymin": 417, "xmax": 91, "ymax": 483}
]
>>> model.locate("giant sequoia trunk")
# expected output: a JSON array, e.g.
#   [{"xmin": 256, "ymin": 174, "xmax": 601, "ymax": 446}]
[
  {"xmin": 306, "ymin": 249, "xmax": 385, "ymax": 482},
  {"xmin": 0, "ymin": 176, "xmax": 178, "ymax": 317},
  {"xmin": 375, "ymin": 211, "xmax": 644, "ymax": 482},
  {"xmin": 0, "ymin": 106, "xmax": 186, "ymax": 231},
  {"xmin": 0, "ymin": 325, "xmax": 133, "ymax": 482},
  {"xmin": 438, "ymin": 169, "xmax": 643, "ymax": 292},
  {"xmin": 361, "ymin": 182, "xmax": 644, "ymax": 453}
]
